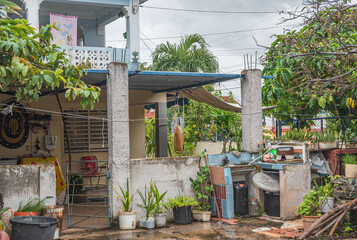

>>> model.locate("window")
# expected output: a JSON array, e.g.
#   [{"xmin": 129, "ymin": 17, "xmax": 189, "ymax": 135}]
[{"xmin": 63, "ymin": 109, "xmax": 108, "ymax": 153}]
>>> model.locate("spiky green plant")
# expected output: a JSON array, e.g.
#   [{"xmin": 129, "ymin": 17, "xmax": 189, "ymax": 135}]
[
  {"xmin": 114, "ymin": 178, "xmax": 134, "ymax": 212},
  {"xmin": 137, "ymin": 183, "xmax": 156, "ymax": 220},
  {"xmin": 151, "ymin": 183, "xmax": 168, "ymax": 214},
  {"xmin": 342, "ymin": 154, "xmax": 357, "ymax": 165},
  {"xmin": 17, "ymin": 198, "xmax": 45, "ymax": 214}
]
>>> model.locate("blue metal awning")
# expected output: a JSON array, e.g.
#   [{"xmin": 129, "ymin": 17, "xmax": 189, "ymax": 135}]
[
  {"xmin": 128, "ymin": 71, "xmax": 242, "ymax": 92},
  {"xmin": 83, "ymin": 70, "xmax": 272, "ymax": 92}
]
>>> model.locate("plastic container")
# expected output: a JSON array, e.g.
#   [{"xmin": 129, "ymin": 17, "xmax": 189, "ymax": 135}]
[
  {"xmin": 10, "ymin": 216, "xmax": 59, "ymax": 240},
  {"xmin": 233, "ymin": 182, "xmax": 248, "ymax": 216},
  {"xmin": 265, "ymin": 192, "xmax": 280, "ymax": 217},
  {"xmin": 139, "ymin": 217, "xmax": 155, "ymax": 229},
  {"xmin": 173, "ymin": 206, "xmax": 192, "ymax": 225},
  {"xmin": 154, "ymin": 213, "xmax": 167, "ymax": 227},
  {"xmin": 248, "ymin": 199, "xmax": 259, "ymax": 216},
  {"xmin": 321, "ymin": 197, "xmax": 334, "ymax": 213}
]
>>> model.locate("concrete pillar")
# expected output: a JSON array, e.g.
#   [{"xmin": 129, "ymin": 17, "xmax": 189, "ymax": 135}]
[
  {"xmin": 155, "ymin": 102, "xmax": 168, "ymax": 158},
  {"xmin": 25, "ymin": 0, "xmax": 41, "ymax": 31},
  {"xmin": 107, "ymin": 63, "xmax": 130, "ymax": 222},
  {"xmin": 125, "ymin": 0, "xmax": 140, "ymax": 70},
  {"xmin": 241, "ymin": 69, "xmax": 263, "ymax": 153}
]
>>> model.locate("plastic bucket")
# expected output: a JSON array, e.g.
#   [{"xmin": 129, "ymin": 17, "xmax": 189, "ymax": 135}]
[
  {"xmin": 321, "ymin": 197, "xmax": 334, "ymax": 213},
  {"xmin": 265, "ymin": 192, "xmax": 280, "ymax": 217},
  {"xmin": 154, "ymin": 213, "xmax": 167, "ymax": 227},
  {"xmin": 173, "ymin": 206, "xmax": 192, "ymax": 225},
  {"xmin": 10, "ymin": 216, "xmax": 59, "ymax": 240}
]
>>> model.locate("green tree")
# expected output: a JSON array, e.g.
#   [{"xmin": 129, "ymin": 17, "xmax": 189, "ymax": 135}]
[
  {"xmin": 0, "ymin": 1, "xmax": 100, "ymax": 109},
  {"xmin": 262, "ymin": 0, "xmax": 357, "ymax": 123},
  {"xmin": 151, "ymin": 34, "xmax": 219, "ymax": 72}
]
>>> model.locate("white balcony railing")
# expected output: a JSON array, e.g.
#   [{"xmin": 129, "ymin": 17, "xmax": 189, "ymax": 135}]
[{"xmin": 60, "ymin": 46, "xmax": 128, "ymax": 70}]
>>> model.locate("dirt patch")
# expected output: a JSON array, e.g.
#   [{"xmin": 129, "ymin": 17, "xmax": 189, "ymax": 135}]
[{"xmin": 237, "ymin": 217, "xmax": 283, "ymax": 228}]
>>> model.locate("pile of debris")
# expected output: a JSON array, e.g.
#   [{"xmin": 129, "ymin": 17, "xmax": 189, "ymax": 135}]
[
  {"xmin": 332, "ymin": 176, "xmax": 357, "ymax": 200},
  {"xmin": 298, "ymin": 198, "xmax": 357, "ymax": 239}
]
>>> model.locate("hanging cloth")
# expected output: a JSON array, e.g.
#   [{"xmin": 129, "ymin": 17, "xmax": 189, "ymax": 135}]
[{"xmin": 174, "ymin": 125, "xmax": 184, "ymax": 154}]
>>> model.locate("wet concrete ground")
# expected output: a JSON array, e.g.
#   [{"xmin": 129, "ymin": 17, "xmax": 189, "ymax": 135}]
[{"xmin": 59, "ymin": 217, "xmax": 292, "ymax": 240}]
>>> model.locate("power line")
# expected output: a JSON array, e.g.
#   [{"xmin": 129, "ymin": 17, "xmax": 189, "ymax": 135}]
[
  {"xmin": 140, "ymin": 5, "xmax": 290, "ymax": 14},
  {"xmin": 106, "ymin": 24, "xmax": 297, "ymax": 42},
  {"xmin": 140, "ymin": 37, "xmax": 153, "ymax": 53}
]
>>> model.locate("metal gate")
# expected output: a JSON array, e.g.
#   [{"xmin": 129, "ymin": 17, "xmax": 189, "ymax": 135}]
[{"xmin": 66, "ymin": 159, "xmax": 110, "ymax": 229}]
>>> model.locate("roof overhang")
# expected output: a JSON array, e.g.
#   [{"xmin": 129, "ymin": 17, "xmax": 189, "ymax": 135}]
[{"xmin": 128, "ymin": 71, "xmax": 242, "ymax": 92}]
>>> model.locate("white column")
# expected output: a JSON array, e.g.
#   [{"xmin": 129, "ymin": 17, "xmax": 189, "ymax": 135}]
[
  {"xmin": 125, "ymin": 0, "xmax": 140, "ymax": 70},
  {"xmin": 25, "ymin": 0, "xmax": 41, "ymax": 31},
  {"xmin": 241, "ymin": 69, "xmax": 263, "ymax": 153},
  {"xmin": 107, "ymin": 63, "xmax": 130, "ymax": 222}
]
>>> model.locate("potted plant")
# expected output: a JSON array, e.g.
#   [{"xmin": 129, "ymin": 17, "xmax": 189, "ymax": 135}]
[
  {"xmin": 14, "ymin": 198, "xmax": 45, "ymax": 217},
  {"xmin": 316, "ymin": 177, "xmax": 336, "ymax": 213},
  {"xmin": 152, "ymin": 183, "xmax": 168, "ymax": 227},
  {"xmin": 312, "ymin": 131, "xmax": 336, "ymax": 150},
  {"xmin": 69, "ymin": 173, "xmax": 87, "ymax": 203},
  {"xmin": 342, "ymin": 154, "xmax": 357, "ymax": 178},
  {"xmin": 190, "ymin": 165, "xmax": 214, "ymax": 222},
  {"xmin": 297, "ymin": 190, "xmax": 322, "ymax": 231},
  {"xmin": 166, "ymin": 195, "xmax": 197, "ymax": 225},
  {"xmin": 114, "ymin": 178, "xmax": 137, "ymax": 230},
  {"xmin": 137, "ymin": 183, "xmax": 155, "ymax": 229}
]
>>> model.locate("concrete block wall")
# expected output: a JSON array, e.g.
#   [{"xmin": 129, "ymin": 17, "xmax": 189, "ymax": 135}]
[
  {"xmin": 129, "ymin": 156, "xmax": 200, "ymax": 220},
  {"xmin": 0, "ymin": 164, "xmax": 56, "ymax": 210}
]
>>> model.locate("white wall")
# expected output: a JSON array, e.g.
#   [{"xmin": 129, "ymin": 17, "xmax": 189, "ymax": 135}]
[
  {"xmin": 0, "ymin": 164, "xmax": 56, "ymax": 210},
  {"xmin": 129, "ymin": 156, "xmax": 200, "ymax": 220}
]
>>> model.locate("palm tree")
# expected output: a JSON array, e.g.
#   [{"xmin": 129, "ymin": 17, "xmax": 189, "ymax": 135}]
[{"xmin": 151, "ymin": 34, "xmax": 219, "ymax": 73}]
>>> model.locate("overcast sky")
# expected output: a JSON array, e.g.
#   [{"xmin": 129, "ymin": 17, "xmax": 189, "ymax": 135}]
[{"xmin": 105, "ymin": 0, "xmax": 303, "ymax": 101}]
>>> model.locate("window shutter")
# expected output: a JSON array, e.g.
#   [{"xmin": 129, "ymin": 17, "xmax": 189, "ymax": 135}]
[{"xmin": 64, "ymin": 109, "xmax": 108, "ymax": 153}]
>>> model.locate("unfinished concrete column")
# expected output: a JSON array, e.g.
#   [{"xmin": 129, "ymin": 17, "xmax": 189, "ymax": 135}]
[
  {"xmin": 241, "ymin": 69, "xmax": 263, "ymax": 153},
  {"xmin": 107, "ymin": 63, "xmax": 130, "ymax": 222},
  {"xmin": 155, "ymin": 102, "xmax": 168, "ymax": 157}
]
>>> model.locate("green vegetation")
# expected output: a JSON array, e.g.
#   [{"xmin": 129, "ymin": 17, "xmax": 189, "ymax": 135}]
[
  {"xmin": 342, "ymin": 154, "xmax": 357, "ymax": 165},
  {"xmin": 152, "ymin": 183, "xmax": 168, "ymax": 215},
  {"xmin": 152, "ymin": 34, "xmax": 218, "ymax": 73},
  {"xmin": 137, "ymin": 183, "xmax": 156, "ymax": 220},
  {"xmin": 312, "ymin": 131, "xmax": 336, "ymax": 143},
  {"xmin": 190, "ymin": 165, "xmax": 213, "ymax": 211},
  {"xmin": 17, "ymin": 198, "xmax": 45, "ymax": 214},
  {"xmin": 262, "ymin": 1, "xmax": 357, "ymax": 132},
  {"xmin": 297, "ymin": 190, "xmax": 322, "ymax": 216},
  {"xmin": 165, "ymin": 195, "xmax": 198, "ymax": 208},
  {"xmin": 114, "ymin": 178, "xmax": 134, "ymax": 212},
  {"xmin": 278, "ymin": 128, "xmax": 312, "ymax": 142},
  {"xmin": 0, "ymin": 1, "xmax": 100, "ymax": 109}
]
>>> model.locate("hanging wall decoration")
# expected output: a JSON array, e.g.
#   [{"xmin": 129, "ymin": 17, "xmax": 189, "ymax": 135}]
[{"xmin": 0, "ymin": 102, "xmax": 29, "ymax": 148}]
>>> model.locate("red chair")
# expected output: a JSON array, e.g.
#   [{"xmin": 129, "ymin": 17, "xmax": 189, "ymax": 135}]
[{"xmin": 80, "ymin": 156, "xmax": 106, "ymax": 190}]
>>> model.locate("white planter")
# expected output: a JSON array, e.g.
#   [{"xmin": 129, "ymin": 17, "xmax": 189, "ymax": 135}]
[
  {"xmin": 192, "ymin": 210, "xmax": 211, "ymax": 222},
  {"xmin": 345, "ymin": 164, "xmax": 357, "ymax": 178},
  {"xmin": 154, "ymin": 213, "xmax": 166, "ymax": 227},
  {"xmin": 119, "ymin": 210, "xmax": 137, "ymax": 230},
  {"xmin": 139, "ymin": 217, "xmax": 155, "ymax": 229},
  {"xmin": 318, "ymin": 141, "xmax": 337, "ymax": 150},
  {"xmin": 321, "ymin": 197, "xmax": 334, "ymax": 213}
]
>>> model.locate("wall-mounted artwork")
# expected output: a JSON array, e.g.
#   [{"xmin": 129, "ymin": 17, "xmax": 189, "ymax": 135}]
[{"xmin": 0, "ymin": 102, "xmax": 29, "ymax": 149}]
